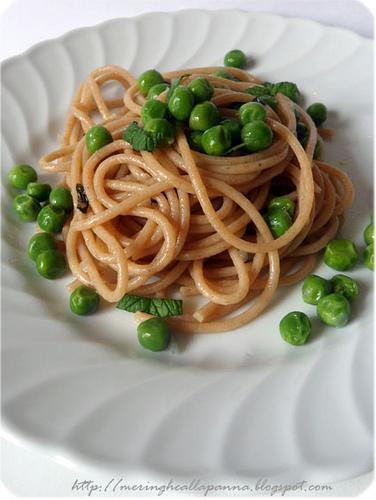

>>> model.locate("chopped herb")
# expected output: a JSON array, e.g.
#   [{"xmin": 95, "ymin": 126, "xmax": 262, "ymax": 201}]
[
  {"xmin": 123, "ymin": 121, "xmax": 163, "ymax": 152},
  {"xmin": 270, "ymin": 81, "xmax": 300, "ymax": 103},
  {"xmin": 76, "ymin": 184, "xmax": 89, "ymax": 213},
  {"xmin": 246, "ymin": 85, "xmax": 269, "ymax": 97},
  {"xmin": 117, "ymin": 293, "xmax": 183, "ymax": 317},
  {"xmin": 246, "ymin": 81, "xmax": 300, "ymax": 103}
]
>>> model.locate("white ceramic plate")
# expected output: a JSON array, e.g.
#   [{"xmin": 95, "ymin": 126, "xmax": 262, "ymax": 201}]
[{"xmin": 1, "ymin": 10, "xmax": 373, "ymax": 484}]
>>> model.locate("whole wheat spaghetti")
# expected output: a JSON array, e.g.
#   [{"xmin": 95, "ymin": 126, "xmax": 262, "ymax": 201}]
[{"xmin": 39, "ymin": 64, "xmax": 354, "ymax": 333}]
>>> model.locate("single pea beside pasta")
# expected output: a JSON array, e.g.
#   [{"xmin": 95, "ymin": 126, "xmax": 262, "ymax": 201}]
[
  {"xmin": 13, "ymin": 194, "xmax": 41, "ymax": 222},
  {"xmin": 37, "ymin": 205, "xmax": 66, "ymax": 233},
  {"xmin": 306, "ymin": 102, "xmax": 327, "ymax": 127},
  {"xmin": 279, "ymin": 311, "xmax": 311, "ymax": 346},
  {"xmin": 137, "ymin": 317, "xmax": 171, "ymax": 351},
  {"xmin": 323, "ymin": 239, "xmax": 358, "ymax": 271},
  {"xmin": 26, "ymin": 182, "xmax": 51, "ymax": 202},
  {"xmin": 316, "ymin": 293, "xmax": 351, "ymax": 327},
  {"xmin": 36, "ymin": 249, "xmax": 66, "ymax": 280},
  {"xmin": 70, "ymin": 285, "xmax": 100, "ymax": 315},
  {"xmin": 302, "ymin": 275, "xmax": 332, "ymax": 305},
  {"xmin": 331, "ymin": 274, "xmax": 359, "ymax": 302},
  {"xmin": 28, "ymin": 232, "xmax": 56, "ymax": 261},
  {"xmin": 224, "ymin": 49, "xmax": 247, "ymax": 69},
  {"xmin": 8, "ymin": 164, "xmax": 37, "ymax": 189}
]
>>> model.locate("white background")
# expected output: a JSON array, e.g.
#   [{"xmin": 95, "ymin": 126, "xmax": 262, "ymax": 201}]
[{"xmin": 0, "ymin": 0, "xmax": 374, "ymax": 497}]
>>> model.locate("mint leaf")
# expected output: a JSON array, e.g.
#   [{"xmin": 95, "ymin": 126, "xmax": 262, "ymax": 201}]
[
  {"xmin": 246, "ymin": 85, "xmax": 269, "ymax": 97},
  {"xmin": 270, "ymin": 81, "xmax": 300, "ymax": 103},
  {"xmin": 123, "ymin": 122, "xmax": 162, "ymax": 152},
  {"xmin": 76, "ymin": 184, "xmax": 89, "ymax": 213},
  {"xmin": 149, "ymin": 298, "xmax": 183, "ymax": 317},
  {"xmin": 116, "ymin": 294, "xmax": 183, "ymax": 317},
  {"xmin": 246, "ymin": 81, "xmax": 300, "ymax": 103},
  {"xmin": 117, "ymin": 294, "xmax": 151, "ymax": 313}
]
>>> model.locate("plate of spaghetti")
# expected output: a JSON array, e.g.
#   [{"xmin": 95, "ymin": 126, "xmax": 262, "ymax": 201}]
[{"xmin": 1, "ymin": 10, "xmax": 373, "ymax": 485}]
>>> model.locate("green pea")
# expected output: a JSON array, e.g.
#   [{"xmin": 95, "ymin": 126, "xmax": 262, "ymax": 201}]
[
  {"xmin": 8, "ymin": 164, "xmax": 37, "ymax": 189},
  {"xmin": 267, "ymin": 196, "xmax": 295, "ymax": 217},
  {"xmin": 211, "ymin": 70, "xmax": 237, "ymax": 81},
  {"xmin": 302, "ymin": 274, "xmax": 332, "ymax": 305},
  {"xmin": 189, "ymin": 101, "xmax": 220, "ymax": 131},
  {"xmin": 331, "ymin": 274, "xmax": 359, "ymax": 302},
  {"xmin": 317, "ymin": 293, "xmax": 351, "ymax": 327},
  {"xmin": 201, "ymin": 125, "xmax": 232, "ymax": 156},
  {"xmin": 168, "ymin": 85, "xmax": 194, "ymax": 121},
  {"xmin": 241, "ymin": 121, "xmax": 273, "ymax": 152},
  {"xmin": 239, "ymin": 102, "xmax": 267, "ymax": 125},
  {"xmin": 12, "ymin": 194, "xmax": 41, "ymax": 222},
  {"xmin": 140, "ymin": 99, "xmax": 167, "ymax": 125},
  {"xmin": 313, "ymin": 141, "xmax": 321, "ymax": 159},
  {"xmin": 279, "ymin": 311, "xmax": 311, "ymax": 346},
  {"xmin": 264, "ymin": 208, "xmax": 292, "ymax": 238},
  {"xmin": 70, "ymin": 285, "xmax": 100, "ymax": 315},
  {"xmin": 363, "ymin": 222, "xmax": 374, "ymax": 245},
  {"xmin": 37, "ymin": 205, "xmax": 65, "ymax": 233},
  {"xmin": 187, "ymin": 77, "xmax": 214, "ymax": 103},
  {"xmin": 28, "ymin": 232, "xmax": 56, "ymax": 261},
  {"xmin": 224, "ymin": 49, "xmax": 247, "ymax": 69},
  {"xmin": 307, "ymin": 102, "xmax": 327, "ymax": 127},
  {"xmin": 26, "ymin": 182, "xmax": 51, "ymax": 202},
  {"xmin": 296, "ymin": 122, "xmax": 308, "ymax": 147},
  {"xmin": 188, "ymin": 130, "xmax": 204, "ymax": 153},
  {"xmin": 36, "ymin": 249, "xmax": 66, "ymax": 280},
  {"xmin": 220, "ymin": 119, "xmax": 241, "ymax": 143},
  {"xmin": 49, "ymin": 187, "xmax": 73, "ymax": 212},
  {"xmin": 364, "ymin": 243, "xmax": 374, "ymax": 270},
  {"xmin": 85, "ymin": 125, "xmax": 113, "ymax": 154},
  {"xmin": 144, "ymin": 118, "xmax": 175, "ymax": 147},
  {"xmin": 137, "ymin": 69, "xmax": 164, "ymax": 96},
  {"xmin": 137, "ymin": 317, "xmax": 171, "ymax": 351},
  {"xmin": 147, "ymin": 82, "xmax": 169, "ymax": 100},
  {"xmin": 323, "ymin": 239, "xmax": 358, "ymax": 271}
]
